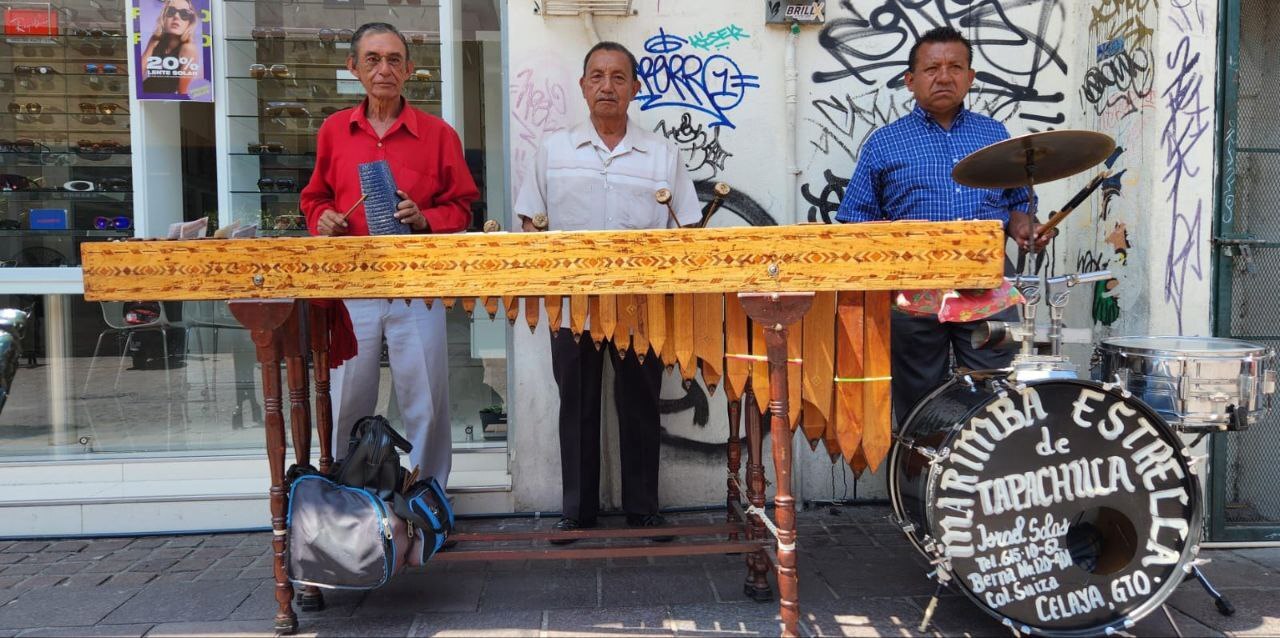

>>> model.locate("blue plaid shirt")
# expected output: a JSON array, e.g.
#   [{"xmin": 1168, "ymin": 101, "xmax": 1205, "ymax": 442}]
[{"xmin": 835, "ymin": 107, "xmax": 1029, "ymax": 225}]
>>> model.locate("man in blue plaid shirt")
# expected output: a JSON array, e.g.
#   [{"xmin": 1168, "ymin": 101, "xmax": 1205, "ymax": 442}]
[{"xmin": 835, "ymin": 26, "xmax": 1051, "ymax": 421}]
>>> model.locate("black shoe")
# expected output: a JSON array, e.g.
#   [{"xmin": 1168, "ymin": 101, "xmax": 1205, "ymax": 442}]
[
  {"xmin": 549, "ymin": 517, "xmax": 594, "ymax": 545},
  {"xmin": 627, "ymin": 514, "xmax": 674, "ymax": 542}
]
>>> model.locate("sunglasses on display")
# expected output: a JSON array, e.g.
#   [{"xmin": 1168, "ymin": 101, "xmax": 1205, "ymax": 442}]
[
  {"xmin": 251, "ymin": 27, "xmax": 288, "ymax": 40},
  {"xmin": 7, "ymin": 102, "xmax": 55, "ymax": 124},
  {"xmin": 85, "ymin": 76, "xmax": 124, "ymax": 92},
  {"xmin": 409, "ymin": 69, "xmax": 432, "ymax": 82},
  {"xmin": 264, "ymin": 102, "xmax": 311, "ymax": 118},
  {"xmin": 387, "ymin": 0, "xmax": 423, "ymax": 5},
  {"xmin": 164, "ymin": 6, "xmax": 196, "ymax": 21},
  {"xmin": 99, "ymin": 177, "xmax": 130, "ymax": 191},
  {"xmin": 14, "ymin": 65, "xmax": 59, "ymax": 76},
  {"xmin": 63, "ymin": 180, "xmax": 95, "ymax": 192},
  {"xmin": 83, "ymin": 63, "xmax": 120, "ymax": 74},
  {"xmin": 0, "ymin": 220, "xmax": 20, "ymax": 231},
  {"xmin": 0, "ymin": 139, "xmax": 42, "ymax": 153},
  {"xmin": 249, "ymin": 63, "xmax": 292, "ymax": 79},
  {"xmin": 318, "ymin": 28, "xmax": 354, "ymax": 44},
  {"xmin": 248, "ymin": 142, "xmax": 286, "ymax": 154},
  {"xmin": 68, "ymin": 29, "xmax": 122, "ymax": 57},
  {"xmin": 75, "ymin": 139, "xmax": 126, "ymax": 153},
  {"xmin": 257, "ymin": 177, "xmax": 297, "ymax": 192},
  {"xmin": 69, "ymin": 27, "xmax": 123, "ymax": 38},
  {"xmin": 0, "ymin": 174, "xmax": 40, "ymax": 191},
  {"xmin": 264, "ymin": 212, "xmax": 305, "ymax": 230},
  {"xmin": 94, "ymin": 216, "xmax": 132, "ymax": 230},
  {"xmin": 76, "ymin": 102, "xmax": 125, "ymax": 124}
]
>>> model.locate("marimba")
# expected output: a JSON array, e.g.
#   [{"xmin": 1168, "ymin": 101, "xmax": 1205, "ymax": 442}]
[{"xmin": 82, "ymin": 221, "xmax": 1003, "ymax": 636}]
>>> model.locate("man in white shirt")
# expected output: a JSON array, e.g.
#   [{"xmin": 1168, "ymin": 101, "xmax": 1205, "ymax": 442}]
[{"xmin": 514, "ymin": 42, "xmax": 700, "ymax": 542}]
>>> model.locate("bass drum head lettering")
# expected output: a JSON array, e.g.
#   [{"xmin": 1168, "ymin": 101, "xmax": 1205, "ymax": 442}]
[{"xmin": 890, "ymin": 378, "xmax": 1201, "ymax": 636}]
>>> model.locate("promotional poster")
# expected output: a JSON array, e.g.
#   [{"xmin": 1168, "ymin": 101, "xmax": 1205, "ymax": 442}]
[{"xmin": 133, "ymin": 0, "xmax": 213, "ymax": 101}]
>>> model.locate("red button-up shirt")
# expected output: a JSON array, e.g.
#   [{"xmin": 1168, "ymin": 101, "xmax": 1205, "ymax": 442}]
[{"xmin": 301, "ymin": 98, "xmax": 479, "ymax": 236}]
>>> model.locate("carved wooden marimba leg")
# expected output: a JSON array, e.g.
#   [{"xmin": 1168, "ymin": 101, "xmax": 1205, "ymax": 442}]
[
  {"xmin": 307, "ymin": 304, "xmax": 334, "ymax": 474},
  {"xmin": 739, "ymin": 292, "xmax": 813, "ymax": 638},
  {"xmin": 726, "ymin": 395, "xmax": 743, "ymax": 542},
  {"xmin": 228, "ymin": 300, "xmax": 298, "ymax": 635},
  {"xmin": 281, "ymin": 303, "xmax": 324, "ymax": 613},
  {"xmin": 742, "ymin": 383, "xmax": 772, "ymax": 603}
]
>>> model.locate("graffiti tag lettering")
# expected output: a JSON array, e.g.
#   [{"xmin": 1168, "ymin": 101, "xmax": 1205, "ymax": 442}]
[{"xmin": 636, "ymin": 28, "xmax": 761, "ymax": 128}]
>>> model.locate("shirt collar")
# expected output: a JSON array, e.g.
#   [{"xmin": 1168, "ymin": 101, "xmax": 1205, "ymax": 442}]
[
  {"xmin": 911, "ymin": 104, "xmax": 969, "ymax": 130},
  {"xmin": 348, "ymin": 97, "xmax": 419, "ymax": 138},
  {"xmin": 570, "ymin": 119, "xmax": 650, "ymax": 154}
]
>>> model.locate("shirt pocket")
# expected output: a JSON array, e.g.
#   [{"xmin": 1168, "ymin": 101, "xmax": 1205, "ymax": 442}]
[
  {"xmin": 614, "ymin": 179, "xmax": 669, "ymax": 230},
  {"xmin": 389, "ymin": 164, "xmax": 431, "ymax": 208}
]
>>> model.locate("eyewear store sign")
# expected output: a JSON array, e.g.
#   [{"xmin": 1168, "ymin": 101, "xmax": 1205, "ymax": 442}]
[
  {"xmin": 133, "ymin": 0, "xmax": 213, "ymax": 101},
  {"xmin": 929, "ymin": 384, "xmax": 1196, "ymax": 632}
]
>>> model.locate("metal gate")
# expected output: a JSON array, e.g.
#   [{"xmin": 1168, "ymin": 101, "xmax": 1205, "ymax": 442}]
[{"xmin": 1210, "ymin": 0, "xmax": 1280, "ymax": 542}]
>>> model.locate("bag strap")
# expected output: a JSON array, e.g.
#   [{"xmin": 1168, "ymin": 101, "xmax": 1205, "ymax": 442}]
[
  {"xmin": 427, "ymin": 477, "xmax": 454, "ymax": 533},
  {"xmin": 391, "ymin": 491, "xmax": 442, "ymax": 534}
]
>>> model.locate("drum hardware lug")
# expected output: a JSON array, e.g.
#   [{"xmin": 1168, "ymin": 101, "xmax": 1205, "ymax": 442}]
[
  {"xmin": 890, "ymin": 513, "xmax": 916, "ymax": 535},
  {"xmin": 961, "ymin": 374, "xmax": 976, "ymax": 389},
  {"xmin": 1184, "ymin": 557, "xmax": 1210, "ymax": 573},
  {"xmin": 1263, "ymin": 369, "xmax": 1277, "ymax": 399},
  {"xmin": 916, "ymin": 446, "xmax": 949, "ymax": 465},
  {"xmin": 1103, "ymin": 374, "xmax": 1133, "ymax": 398}
]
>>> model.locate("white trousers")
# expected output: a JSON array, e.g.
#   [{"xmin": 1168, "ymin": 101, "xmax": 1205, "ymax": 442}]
[{"xmin": 330, "ymin": 299, "xmax": 452, "ymax": 489}]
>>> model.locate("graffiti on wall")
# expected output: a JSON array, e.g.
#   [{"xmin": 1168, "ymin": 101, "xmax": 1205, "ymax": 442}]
[
  {"xmin": 509, "ymin": 63, "xmax": 572, "ymax": 197},
  {"xmin": 810, "ymin": 0, "xmax": 1068, "ymax": 125},
  {"xmin": 635, "ymin": 28, "xmax": 761, "ymax": 129},
  {"xmin": 800, "ymin": 0, "xmax": 1070, "ymax": 225},
  {"xmin": 1161, "ymin": 0, "xmax": 1211, "ymax": 334},
  {"xmin": 655, "ymin": 113, "xmax": 735, "ymax": 179},
  {"xmin": 687, "ymin": 24, "xmax": 750, "ymax": 51}
]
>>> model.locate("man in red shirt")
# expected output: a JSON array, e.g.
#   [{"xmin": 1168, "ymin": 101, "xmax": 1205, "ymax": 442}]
[{"xmin": 301, "ymin": 22, "xmax": 478, "ymax": 489}]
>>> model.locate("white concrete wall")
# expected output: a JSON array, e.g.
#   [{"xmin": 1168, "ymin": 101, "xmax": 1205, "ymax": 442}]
[{"xmin": 506, "ymin": 0, "xmax": 1220, "ymax": 512}]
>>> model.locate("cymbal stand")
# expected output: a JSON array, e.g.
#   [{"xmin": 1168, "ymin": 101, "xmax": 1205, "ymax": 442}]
[{"xmin": 1016, "ymin": 148, "xmax": 1041, "ymax": 360}]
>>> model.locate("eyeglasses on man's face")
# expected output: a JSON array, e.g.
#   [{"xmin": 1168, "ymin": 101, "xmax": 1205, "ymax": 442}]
[{"xmin": 358, "ymin": 53, "xmax": 406, "ymax": 71}]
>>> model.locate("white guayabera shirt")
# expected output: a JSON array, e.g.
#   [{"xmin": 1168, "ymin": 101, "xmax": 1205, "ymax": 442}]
[
  {"xmin": 513, "ymin": 119, "xmax": 702, "ymax": 333},
  {"xmin": 515, "ymin": 119, "xmax": 701, "ymax": 232}
]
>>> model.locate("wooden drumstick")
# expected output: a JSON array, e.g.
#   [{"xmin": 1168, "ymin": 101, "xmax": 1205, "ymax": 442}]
[
  {"xmin": 1037, "ymin": 170, "xmax": 1111, "ymax": 240},
  {"xmin": 697, "ymin": 182, "xmax": 731, "ymax": 228},
  {"xmin": 340, "ymin": 194, "xmax": 367, "ymax": 220},
  {"xmin": 482, "ymin": 219, "xmax": 501, "ymax": 233},
  {"xmin": 655, "ymin": 188, "xmax": 683, "ymax": 229},
  {"xmin": 531, "ymin": 213, "xmax": 549, "ymax": 231}
]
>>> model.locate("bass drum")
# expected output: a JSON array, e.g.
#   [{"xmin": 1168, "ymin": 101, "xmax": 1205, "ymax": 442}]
[{"xmin": 889, "ymin": 375, "xmax": 1201, "ymax": 636}]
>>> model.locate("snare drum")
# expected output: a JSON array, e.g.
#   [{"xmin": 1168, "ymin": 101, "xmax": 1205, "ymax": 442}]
[
  {"xmin": 1096, "ymin": 336, "xmax": 1277, "ymax": 432},
  {"xmin": 889, "ymin": 374, "xmax": 1200, "ymax": 636}
]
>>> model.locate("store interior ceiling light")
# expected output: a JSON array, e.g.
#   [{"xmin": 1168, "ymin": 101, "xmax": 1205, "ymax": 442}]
[{"xmin": 541, "ymin": 0, "xmax": 633, "ymax": 16}]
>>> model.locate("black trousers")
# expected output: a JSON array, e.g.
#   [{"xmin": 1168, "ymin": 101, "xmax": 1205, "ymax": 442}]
[
  {"xmin": 890, "ymin": 305, "xmax": 1019, "ymax": 423},
  {"xmin": 550, "ymin": 328, "xmax": 664, "ymax": 524}
]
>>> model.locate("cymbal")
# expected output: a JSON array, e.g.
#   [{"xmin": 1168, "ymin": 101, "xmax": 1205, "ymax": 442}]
[{"xmin": 951, "ymin": 130, "xmax": 1116, "ymax": 189}]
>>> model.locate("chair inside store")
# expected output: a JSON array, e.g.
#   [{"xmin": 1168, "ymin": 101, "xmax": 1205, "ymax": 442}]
[
  {"xmin": 182, "ymin": 300, "xmax": 248, "ymax": 406},
  {"xmin": 82, "ymin": 300, "xmax": 184, "ymax": 397}
]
